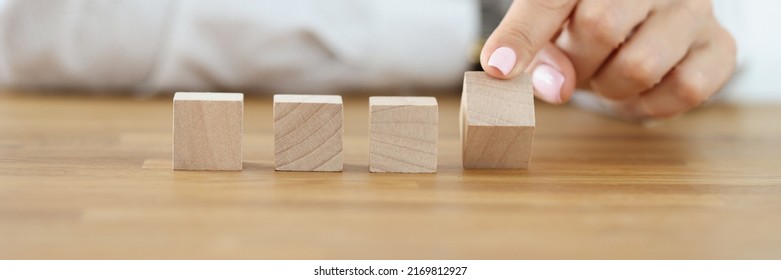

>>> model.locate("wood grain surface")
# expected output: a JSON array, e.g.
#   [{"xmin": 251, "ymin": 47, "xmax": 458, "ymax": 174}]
[{"xmin": 0, "ymin": 90, "xmax": 780, "ymax": 259}]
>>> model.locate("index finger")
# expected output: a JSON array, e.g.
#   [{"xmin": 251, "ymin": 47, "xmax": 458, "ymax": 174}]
[{"xmin": 481, "ymin": 0, "xmax": 577, "ymax": 79}]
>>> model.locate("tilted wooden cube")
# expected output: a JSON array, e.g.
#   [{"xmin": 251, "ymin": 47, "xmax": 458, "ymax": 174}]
[
  {"xmin": 369, "ymin": 96, "xmax": 438, "ymax": 173},
  {"xmin": 274, "ymin": 94, "xmax": 343, "ymax": 172},
  {"xmin": 173, "ymin": 92, "xmax": 244, "ymax": 171},
  {"xmin": 461, "ymin": 71, "xmax": 535, "ymax": 169}
]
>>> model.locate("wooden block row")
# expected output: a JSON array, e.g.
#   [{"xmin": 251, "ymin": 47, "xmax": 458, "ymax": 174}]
[{"xmin": 171, "ymin": 71, "xmax": 535, "ymax": 172}]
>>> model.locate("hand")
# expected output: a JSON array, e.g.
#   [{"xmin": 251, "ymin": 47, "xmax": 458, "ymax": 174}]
[{"xmin": 481, "ymin": 0, "xmax": 737, "ymax": 120}]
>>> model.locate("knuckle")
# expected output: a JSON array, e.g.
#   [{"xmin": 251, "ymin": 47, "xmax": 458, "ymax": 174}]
[
  {"xmin": 675, "ymin": 0, "xmax": 714, "ymax": 26},
  {"xmin": 620, "ymin": 55, "xmax": 661, "ymax": 89},
  {"xmin": 577, "ymin": 8, "xmax": 624, "ymax": 47},
  {"xmin": 673, "ymin": 69, "xmax": 709, "ymax": 107},
  {"xmin": 672, "ymin": 0, "xmax": 713, "ymax": 33},
  {"xmin": 684, "ymin": 0, "xmax": 714, "ymax": 16}
]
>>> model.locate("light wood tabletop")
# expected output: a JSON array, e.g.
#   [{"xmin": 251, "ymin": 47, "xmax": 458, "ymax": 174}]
[{"xmin": 1, "ymin": 90, "xmax": 780, "ymax": 259}]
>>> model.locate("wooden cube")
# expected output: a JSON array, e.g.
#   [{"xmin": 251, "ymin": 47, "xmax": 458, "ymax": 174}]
[
  {"xmin": 173, "ymin": 92, "xmax": 243, "ymax": 171},
  {"xmin": 369, "ymin": 96, "xmax": 438, "ymax": 173},
  {"xmin": 274, "ymin": 94, "xmax": 343, "ymax": 172},
  {"xmin": 461, "ymin": 71, "xmax": 535, "ymax": 169}
]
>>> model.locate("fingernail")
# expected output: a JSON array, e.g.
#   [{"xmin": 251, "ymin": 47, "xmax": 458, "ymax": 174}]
[
  {"xmin": 532, "ymin": 64, "xmax": 565, "ymax": 103},
  {"xmin": 487, "ymin": 46, "xmax": 516, "ymax": 76}
]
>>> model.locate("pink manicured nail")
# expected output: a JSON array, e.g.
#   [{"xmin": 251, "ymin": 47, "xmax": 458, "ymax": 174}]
[
  {"xmin": 487, "ymin": 47, "xmax": 516, "ymax": 76},
  {"xmin": 532, "ymin": 64, "xmax": 565, "ymax": 103}
]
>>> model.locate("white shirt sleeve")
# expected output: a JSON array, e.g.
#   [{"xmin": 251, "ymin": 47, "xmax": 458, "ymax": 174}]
[{"xmin": 0, "ymin": 0, "xmax": 479, "ymax": 94}]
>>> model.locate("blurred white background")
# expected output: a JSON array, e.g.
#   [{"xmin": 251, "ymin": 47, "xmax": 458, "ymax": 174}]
[
  {"xmin": 716, "ymin": 0, "xmax": 781, "ymax": 102},
  {"xmin": 0, "ymin": 0, "xmax": 776, "ymax": 102}
]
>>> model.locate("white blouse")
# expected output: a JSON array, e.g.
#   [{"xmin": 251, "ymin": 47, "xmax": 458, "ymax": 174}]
[{"xmin": 0, "ymin": 0, "xmax": 772, "ymax": 102}]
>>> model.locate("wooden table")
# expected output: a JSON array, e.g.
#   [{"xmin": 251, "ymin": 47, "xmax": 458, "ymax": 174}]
[{"xmin": 1, "ymin": 91, "xmax": 779, "ymax": 259}]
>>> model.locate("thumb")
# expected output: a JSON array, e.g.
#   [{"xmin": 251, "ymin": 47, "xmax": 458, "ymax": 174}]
[
  {"xmin": 525, "ymin": 43, "xmax": 576, "ymax": 104},
  {"xmin": 481, "ymin": 0, "xmax": 576, "ymax": 80}
]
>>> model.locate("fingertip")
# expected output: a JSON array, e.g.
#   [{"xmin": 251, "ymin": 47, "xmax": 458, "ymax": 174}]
[{"xmin": 480, "ymin": 0, "xmax": 576, "ymax": 80}]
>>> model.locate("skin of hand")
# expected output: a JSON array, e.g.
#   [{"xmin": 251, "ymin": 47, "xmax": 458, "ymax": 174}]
[{"xmin": 480, "ymin": 0, "xmax": 737, "ymax": 120}]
